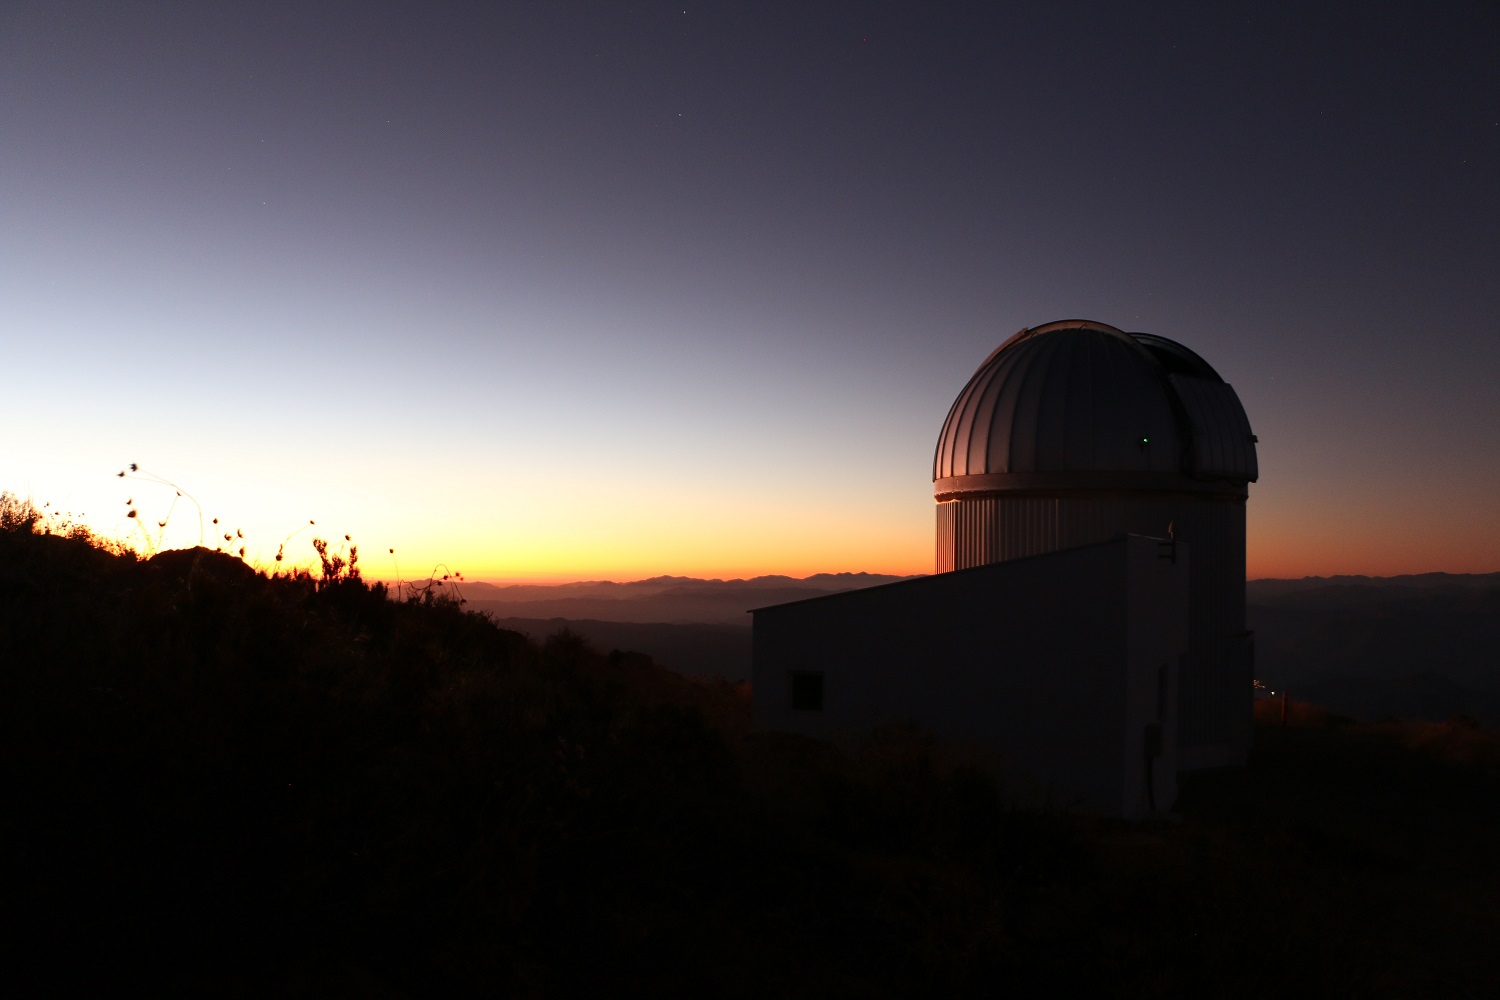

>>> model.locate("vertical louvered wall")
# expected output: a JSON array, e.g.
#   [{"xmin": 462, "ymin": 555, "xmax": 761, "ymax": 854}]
[{"xmin": 937, "ymin": 493, "xmax": 1248, "ymax": 760}]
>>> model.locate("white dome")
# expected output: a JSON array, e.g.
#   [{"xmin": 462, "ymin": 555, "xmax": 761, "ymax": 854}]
[{"xmin": 933, "ymin": 320, "xmax": 1257, "ymax": 499}]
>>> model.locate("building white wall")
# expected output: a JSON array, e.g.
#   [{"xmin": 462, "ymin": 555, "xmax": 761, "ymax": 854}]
[
  {"xmin": 752, "ymin": 535, "xmax": 1188, "ymax": 819},
  {"xmin": 936, "ymin": 492, "xmax": 1247, "ymax": 768}
]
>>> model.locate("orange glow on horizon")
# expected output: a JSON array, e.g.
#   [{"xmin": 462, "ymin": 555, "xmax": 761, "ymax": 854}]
[
  {"xmin": 28, "ymin": 506, "xmax": 1500, "ymax": 587},
  {"xmin": 421, "ymin": 533, "xmax": 935, "ymax": 584},
  {"xmin": 10, "ymin": 470, "xmax": 1498, "ymax": 587}
]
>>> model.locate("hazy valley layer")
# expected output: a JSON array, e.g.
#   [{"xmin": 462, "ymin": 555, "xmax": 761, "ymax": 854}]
[
  {"xmin": 460, "ymin": 572, "xmax": 915, "ymax": 625},
  {"xmin": 464, "ymin": 572, "xmax": 1500, "ymax": 725}
]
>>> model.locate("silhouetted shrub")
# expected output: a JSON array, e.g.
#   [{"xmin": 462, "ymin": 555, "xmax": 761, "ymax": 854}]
[{"xmin": 0, "ymin": 491, "xmax": 40, "ymax": 532}]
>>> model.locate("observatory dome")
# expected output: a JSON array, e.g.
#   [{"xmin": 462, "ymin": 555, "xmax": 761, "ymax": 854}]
[{"xmin": 933, "ymin": 319, "xmax": 1257, "ymax": 499}]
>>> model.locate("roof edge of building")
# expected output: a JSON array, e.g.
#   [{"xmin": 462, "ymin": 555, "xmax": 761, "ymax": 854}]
[{"xmin": 750, "ymin": 533, "xmax": 1171, "ymax": 615}]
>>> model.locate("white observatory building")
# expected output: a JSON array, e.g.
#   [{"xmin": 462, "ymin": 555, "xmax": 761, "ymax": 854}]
[{"xmin": 752, "ymin": 320, "xmax": 1258, "ymax": 818}]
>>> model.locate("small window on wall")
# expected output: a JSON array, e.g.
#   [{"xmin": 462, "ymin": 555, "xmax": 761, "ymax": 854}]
[{"xmin": 790, "ymin": 671, "xmax": 824, "ymax": 711}]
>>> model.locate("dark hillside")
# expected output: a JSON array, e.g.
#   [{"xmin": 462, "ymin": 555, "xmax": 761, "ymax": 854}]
[
  {"xmin": 1249, "ymin": 574, "xmax": 1500, "ymax": 723},
  {"xmin": 494, "ymin": 617, "xmax": 751, "ymax": 681},
  {"xmin": 2, "ymin": 507, "xmax": 1497, "ymax": 995}
]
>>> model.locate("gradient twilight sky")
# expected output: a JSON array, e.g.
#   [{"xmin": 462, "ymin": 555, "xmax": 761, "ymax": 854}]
[{"xmin": 3, "ymin": 2, "xmax": 1497, "ymax": 581}]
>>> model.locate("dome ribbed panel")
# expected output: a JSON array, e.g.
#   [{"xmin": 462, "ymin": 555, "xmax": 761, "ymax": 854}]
[
  {"xmin": 934, "ymin": 360, "xmax": 1001, "ymax": 479},
  {"xmin": 1058, "ymin": 333, "xmax": 1096, "ymax": 468},
  {"xmin": 1003, "ymin": 334, "xmax": 1050, "ymax": 471},
  {"xmin": 963, "ymin": 361, "xmax": 1005, "ymax": 476},
  {"xmin": 982, "ymin": 342, "xmax": 1028, "ymax": 472},
  {"xmin": 946, "ymin": 374, "xmax": 981, "ymax": 477}
]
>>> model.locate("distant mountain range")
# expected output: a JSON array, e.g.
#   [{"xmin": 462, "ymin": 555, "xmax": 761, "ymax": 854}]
[
  {"xmin": 1247, "ymin": 572, "xmax": 1500, "ymax": 725},
  {"xmin": 1247, "ymin": 571, "xmax": 1500, "ymax": 602},
  {"xmin": 457, "ymin": 572, "xmax": 915, "ymax": 626}
]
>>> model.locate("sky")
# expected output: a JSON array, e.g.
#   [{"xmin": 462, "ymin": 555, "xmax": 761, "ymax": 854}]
[{"xmin": 3, "ymin": 1, "xmax": 1497, "ymax": 581}]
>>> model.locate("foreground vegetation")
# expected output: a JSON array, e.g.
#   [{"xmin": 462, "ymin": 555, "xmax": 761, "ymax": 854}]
[{"xmin": 2, "ymin": 500, "xmax": 1496, "ymax": 995}]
